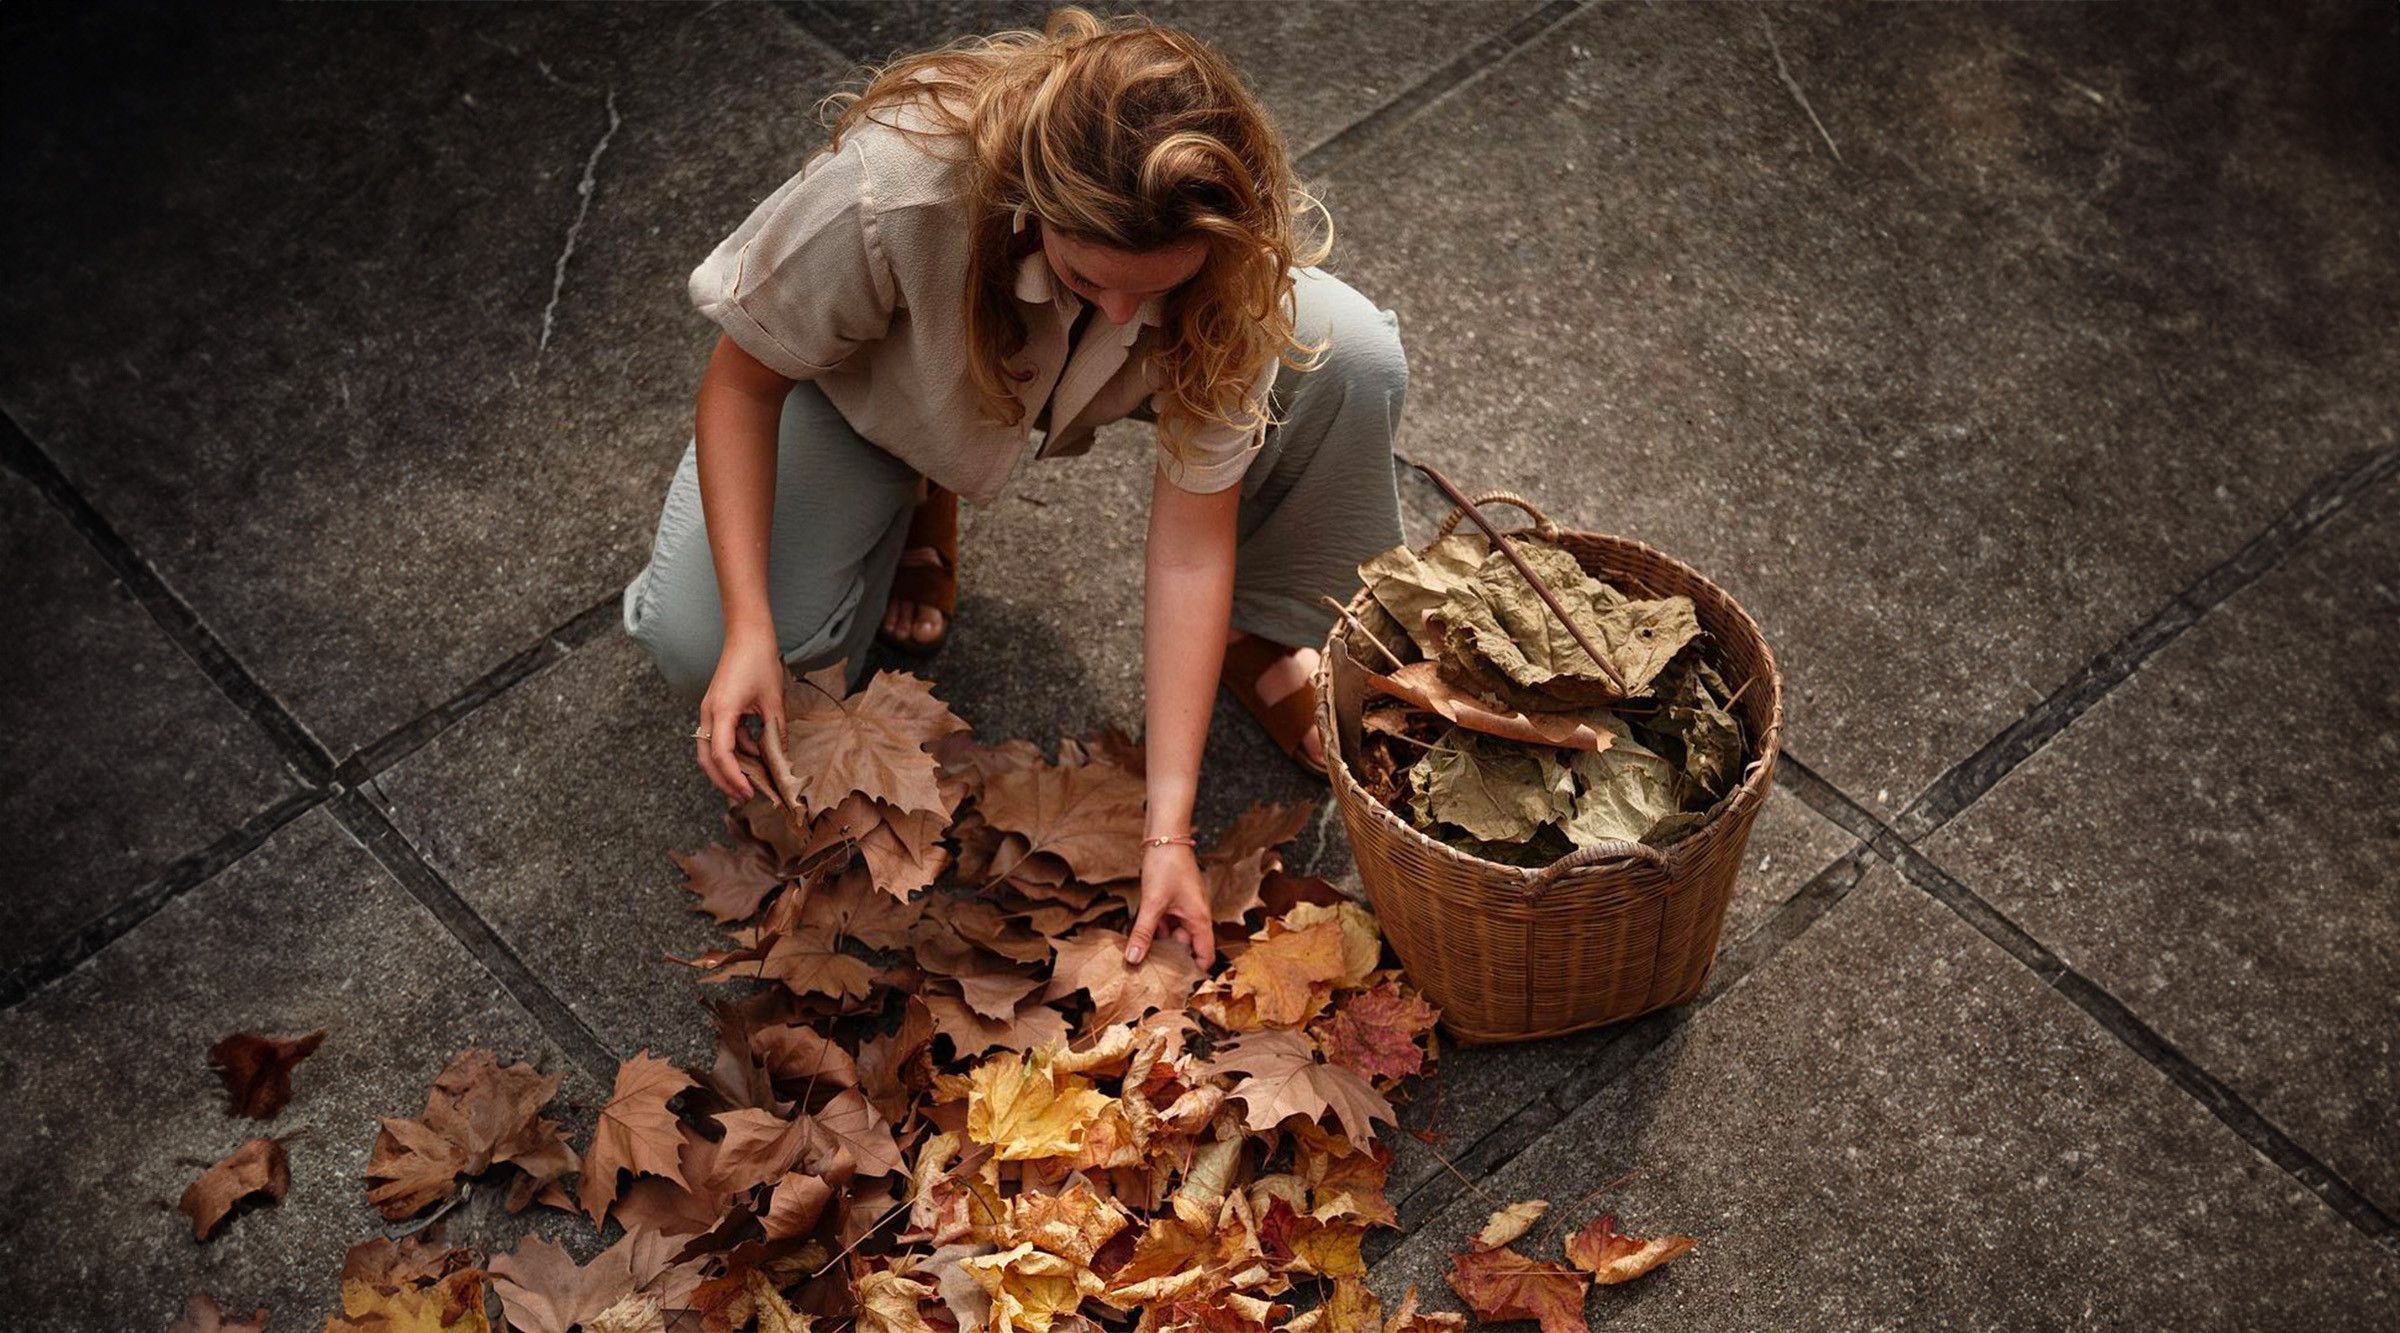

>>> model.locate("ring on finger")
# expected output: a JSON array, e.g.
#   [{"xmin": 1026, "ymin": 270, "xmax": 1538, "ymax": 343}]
[{"xmin": 692, "ymin": 726, "xmax": 713, "ymax": 741}]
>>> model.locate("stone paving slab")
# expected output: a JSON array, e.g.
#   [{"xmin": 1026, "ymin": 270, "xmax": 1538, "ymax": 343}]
[
  {"xmin": 1316, "ymin": 0, "xmax": 2400, "ymax": 818},
  {"xmin": 0, "ymin": 465, "xmax": 303, "ymax": 980},
  {"xmin": 1368, "ymin": 864, "xmax": 2400, "ymax": 1327},
  {"xmin": 0, "ymin": 807, "xmax": 604, "ymax": 1327},
  {"xmin": 792, "ymin": 0, "xmax": 1545, "ymax": 157},
  {"xmin": 1926, "ymin": 474, "xmax": 2400, "ymax": 1214},
  {"xmin": 1380, "ymin": 788, "xmax": 1857, "ymax": 1210},
  {"xmin": 372, "ymin": 631, "xmax": 734, "ymax": 1070},
  {"xmin": 0, "ymin": 2, "xmax": 849, "ymax": 756}
]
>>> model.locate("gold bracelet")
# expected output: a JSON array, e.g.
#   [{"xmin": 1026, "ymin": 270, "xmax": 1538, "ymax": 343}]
[{"xmin": 1141, "ymin": 834, "xmax": 1197, "ymax": 849}]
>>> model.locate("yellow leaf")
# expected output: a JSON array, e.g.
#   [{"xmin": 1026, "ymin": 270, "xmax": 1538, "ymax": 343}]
[
  {"xmin": 960, "ymin": 1243, "xmax": 1099, "ymax": 1333},
  {"xmin": 965, "ymin": 1051, "xmax": 1112, "ymax": 1162},
  {"xmin": 1275, "ymin": 903, "xmax": 1383, "ymax": 989}
]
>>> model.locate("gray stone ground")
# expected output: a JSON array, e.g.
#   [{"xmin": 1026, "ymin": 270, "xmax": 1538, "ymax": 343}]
[{"xmin": 1, "ymin": 1, "xmax": 2394, "ymax": 1327}]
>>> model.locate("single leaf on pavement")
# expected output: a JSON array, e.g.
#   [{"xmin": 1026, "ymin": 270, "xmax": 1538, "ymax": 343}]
[
  {"xmin": 208, "ymin": 1028, "xmax": 326, "ymax": 1120},
  {"xmin": 1444, "ymin": 1246, "xmax": 1590, "ymax": 1333},
  {"xmin": 1471, "ymin": 1199, "xmax": 1548, "ymax": 1251},
  {"xmin": 180, "ymin": 1137, "xmax": 288, "ymax": 1241},
  {"xmin": 365, "ymin": 1049, "xmax": 575, "ymax": 1220},
  {"xmin": 1563, "ymin": 1213, "xmax": 1696, "ymax": 1284},
  {"xmin": 1382, "ymin": 1285, "xmax": 1466, "ymax": 1333}
]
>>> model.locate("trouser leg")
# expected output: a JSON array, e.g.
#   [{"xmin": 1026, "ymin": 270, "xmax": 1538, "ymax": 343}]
[
  {"xmin": 1228, "ymin": 264, "xmax": 1410, "ymax": 649},
  {"xmin": 621, "ymin": 377, "xmax": 921, "ymax": 702}
]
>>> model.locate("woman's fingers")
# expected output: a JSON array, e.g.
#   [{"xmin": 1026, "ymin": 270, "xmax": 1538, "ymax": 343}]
[
  {"xmin": 711, "ymin": 709, "xmax": 751, "ymax": 802},
  {"xmin": 1125, "ymin": 897, "xmax": 1163, "ymax": 964},
  {"xmin": 1179, "ymin": 914, "xmax": 1215, "ymax": 969}
]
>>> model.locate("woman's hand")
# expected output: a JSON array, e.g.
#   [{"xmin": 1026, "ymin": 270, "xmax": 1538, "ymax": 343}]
[
  {"xmin": 696, "ymin": 624, "xmax": 788, "ymax": 802},
  {"xmin": 1127, "ymin": 843, "xmax": 1216, "ymax": 968}
]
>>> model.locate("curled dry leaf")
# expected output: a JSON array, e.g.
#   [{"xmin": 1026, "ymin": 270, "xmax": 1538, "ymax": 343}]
[
  {"xmin": 207, "ymin": 1028, "xmax": 326, "ymax": 1120},
  {"xmin": 179, "ymin": 1136, "xmax": 288, "ymax": 1241},
  {"xmin": 1471, "ymin": 1199, "xmax": 1549, "ymax": 1251},
  {"xmin": 579, "ymin": 1051, "xmax": 698, "ymax": 1224},
  {"xmin": 365, "ymin": 1048, "xmax": 576, "ymax": 1220},
  {"xmin": 672, "ymin": 841, "xmax": 782, "ymax": 923},
  {"xmin": 1563, "ymin": 1212, "xmax": 1696, "ymax": 1285}
]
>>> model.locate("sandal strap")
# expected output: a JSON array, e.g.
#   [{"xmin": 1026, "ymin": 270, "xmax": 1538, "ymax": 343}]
[
  {"xmin": 1221, "ymin": 635, "xmax": 1326, "ymax": 774},
  {"xmin": 890, "ymin": 484, "xmax": 959, "ymax": 616}
]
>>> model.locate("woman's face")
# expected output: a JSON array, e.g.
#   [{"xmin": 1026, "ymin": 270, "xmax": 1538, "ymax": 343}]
[{"xmin": 1039, "ymin": 223, "xmax": 1208, "ymax": 326}]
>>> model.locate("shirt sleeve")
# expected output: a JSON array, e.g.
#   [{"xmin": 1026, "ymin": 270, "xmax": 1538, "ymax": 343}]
[
  {"xmin": 687, "ymin": 135, "xmax": 896, "ymax": 380},
  {"xmin": 1152, "ymin": 350, "xmax": 1279, "ymax": 494}
]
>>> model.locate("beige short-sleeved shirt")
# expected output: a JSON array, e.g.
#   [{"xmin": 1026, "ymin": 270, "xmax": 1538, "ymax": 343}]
[{"xmin": 688, "ymin": 104, "xmax": 1276, "ymax": 504}]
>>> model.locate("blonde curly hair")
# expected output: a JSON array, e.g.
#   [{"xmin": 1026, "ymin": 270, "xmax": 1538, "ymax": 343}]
[{"xmin": 820, "ymin": 5, "xmax": 1333, "ymax": 464}]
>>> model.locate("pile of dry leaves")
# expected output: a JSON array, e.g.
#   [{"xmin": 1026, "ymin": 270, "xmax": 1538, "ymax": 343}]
[
  {"xmin": 1342, "ymin": 529, "xmax": 1749, "ymax": 866},
  {"xmin": 170, "ymin": 662, "xmax": 1692, "ymax": 1333}
]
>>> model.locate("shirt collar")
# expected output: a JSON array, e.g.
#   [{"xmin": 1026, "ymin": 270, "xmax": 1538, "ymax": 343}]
[{"xmin": 1010, "ymin": 209, "xmax": 1164, "ymax": 330}]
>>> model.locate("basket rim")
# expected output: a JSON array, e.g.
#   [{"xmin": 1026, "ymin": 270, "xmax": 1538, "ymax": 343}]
[{"xmin": 1316, "ymin": 524, "xmax": 1785, "ymax": 899}]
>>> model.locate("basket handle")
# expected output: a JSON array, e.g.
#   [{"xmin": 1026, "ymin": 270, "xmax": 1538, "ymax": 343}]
[
  {"xmin": 1523, "ymin": 839, "xmax": 1668, "ymax": 898},
  {"xmin": 1430, "ymin": 490, "xmax": 1560, "ymax": 544}
]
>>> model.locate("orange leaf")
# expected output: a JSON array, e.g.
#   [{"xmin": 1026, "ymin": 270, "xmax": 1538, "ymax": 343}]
[
  {"xmin": 178, "ymin": 1137, "xmax": 287, "ymax": 1241},
  {"xmin": 1227, "ymin": 921, "xmax": 1350, "ymax": 1027},
  {"xmin": 1444, "ymin": 1246, "xmax": 1590, "ymax": 1333},
  {"xmin": 1563, "ymin": 1212, "xmax": 1696, "ymax": 1284}
]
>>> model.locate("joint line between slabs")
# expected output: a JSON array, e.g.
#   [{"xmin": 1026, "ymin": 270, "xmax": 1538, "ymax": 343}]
[
  {"xmin": 1297, "ymin": 0, "xmax": 1589, "ymax": 180},
  {"xmin": 0, "ymin": 409, "xmax": 335, "ymax": 786},
  {"xmin": 1380, "ymin": 839, "xmax": 1877, "ymax": 1234},
  {"xmin": 1898, "ymin": 439, "xmax": 2400, "ymax": 841},
  {"xmin": 331, "ymin": 789, "xmax": 622, "ymax": 1082}
]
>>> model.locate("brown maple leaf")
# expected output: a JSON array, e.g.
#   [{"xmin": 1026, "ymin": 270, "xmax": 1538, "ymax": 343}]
[
  {"xmin": 179, "ymin": 1136, "xmax": 288, "ymax": 1241},
  {"xmin": 817, "ymin": 1085, "xmax": 908, "ymax": 1176},
  {"xmin": 168, "ymin": 1292, "xmax": 268, "ymax": 1333},
  {"xmin": 1445, "ymin": 1246, "xmax": 1590, "ymax": 1333},
  {"xmin": 1470, "ymin": 1200, "xmax": 1549, "ymax": 1251},
  {"xmin": 803, "ymin": 794, "xmax": 951, "ymax": 902},
  {"xmin": 798, "ymin": 856, "xmax": 928, "ymax": 949},
  {"xmin": 1206, "ymin": 1029, "xmax": 1395, "ymax": 1143},
  {"xmin": 757, "ymin": 923, "xmax": 881, "ymax": 1002},
  {"xmin": 490, "ymin": 1230, "xmax": 688, "ymax": 1333},
  {"xmin": 366, "ymin": 1049, "xmax": 575, "ymax": 1220},
  {"xmin": 927, "ymin": 993, "xmax": 1072, "ymax": 1060},
  {"xmin": 579, "ymin": 1051, "xmax": 698, "ymax": 1223},
  {"xmin": 1314, "ymin": 983, "xmax": 1438, "ymax": 1082},
  {"xmin": 1227, "ymin": 920, "xmax": 1351, "ymax": 1027},
  {"xmin": 764, "ymin": 1170, "xmax": 836, "ymax": 1240},
  {"xmin": 1043, "ymin": 928, "xmax": 1203, "ymax": 1029},
  {"xmin": 915, "ymin": 931, "xmax": 1044, "ymax": 1020},
  {"xmin": 752, "ymin": 1021, "xmax": 860, "ymax": 1089},
  {"xmin": 1382, "ymin": 1285, "xmax": 1467, "ymax": 1333},
  {"xmin": 1563, "ymin": 1212, "xmax": 1696, "ymax": 1284},
  {"xmin": 976, "ymin": 757, "xmax": 1148, "ymax": 886},
  {"xmin": 671, "ymin": 842, "xmax": 781, "ymax": 923},
  {"xmin": 207, "ymin": 1028, "xmax": 326, "ymax": 1120},
  {"xmin": 774, "ymin": 669, "xmax": 970, "ymax": 819}
]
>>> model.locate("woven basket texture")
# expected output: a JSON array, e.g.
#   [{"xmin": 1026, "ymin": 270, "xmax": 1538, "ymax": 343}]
[{"xmin": 1315, "ymin": 494, "xmax": 1784, "ymax": 1044}]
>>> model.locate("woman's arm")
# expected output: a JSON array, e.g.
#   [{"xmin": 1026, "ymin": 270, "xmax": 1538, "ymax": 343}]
[
  {"xmin": 692, "ymin": 332, "xmax": 798, "ymax": 802},
  {"xmin": 1125, "ymin": 461, "xmax": 1242, "ymax": 967}
]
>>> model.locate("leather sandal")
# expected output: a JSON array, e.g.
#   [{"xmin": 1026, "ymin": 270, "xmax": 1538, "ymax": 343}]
[
  {"xmin": 1220, "ymin": 633, "xmax": 1329, "ymax": 780},
  {"xmin": 878, "ymin": 482, "xmax": 958, "ymax": 655}
]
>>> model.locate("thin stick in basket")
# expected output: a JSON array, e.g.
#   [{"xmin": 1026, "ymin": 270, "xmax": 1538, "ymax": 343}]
[{"xmin": 1410, "ymin": 462, "xmax": 1629, "ymax": 694}]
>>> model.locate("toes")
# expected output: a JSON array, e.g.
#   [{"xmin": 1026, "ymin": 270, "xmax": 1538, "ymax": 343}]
[{"xmin": 913, "ymin": 608, "xmax": 944, "ymax": 643}]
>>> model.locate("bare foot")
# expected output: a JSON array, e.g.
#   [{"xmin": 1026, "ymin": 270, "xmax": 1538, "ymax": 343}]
[
  {"xmin": 1228, "ymin": 629, "xmax": 1324, "ymax": 769},
  {"xmin": 882, "ymin": 479, "xmax": 949, "ymax": 645}
]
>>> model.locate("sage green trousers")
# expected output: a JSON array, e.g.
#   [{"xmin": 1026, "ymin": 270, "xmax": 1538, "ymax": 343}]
[{"xmin": 622, "ymin": 265, "xmax": 1407, "ymax": 701}]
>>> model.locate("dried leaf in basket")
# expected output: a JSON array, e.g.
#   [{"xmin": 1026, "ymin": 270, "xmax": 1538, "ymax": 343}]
[
  {"xmin": 1437, "ymin": 542, "xmax": 1699, "ymax": 706},
  {"xmin": 1561, "ymin": 722, "xmax": 1679, "ymax": 849},
  {"xmin": 1405, "ymin": 728, "xmax": 1577, "ymax": 845},
  {"xmin": 1359, "ymin": 531, "xmax": 1490, "ymax": 659},
  {"xmin": 1642, "ymin": 656, "xmax": 1746, "ymax": 804},
  {"xmin": 1366, "ymin": 662, "xmax": 1611, "ymax": 752}
]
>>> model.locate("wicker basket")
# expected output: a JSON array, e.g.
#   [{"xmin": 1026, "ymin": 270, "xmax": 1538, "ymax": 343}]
[{"xmin": 1315, "ymin": 491, "xmax": 1784, "ymax": 1045}]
